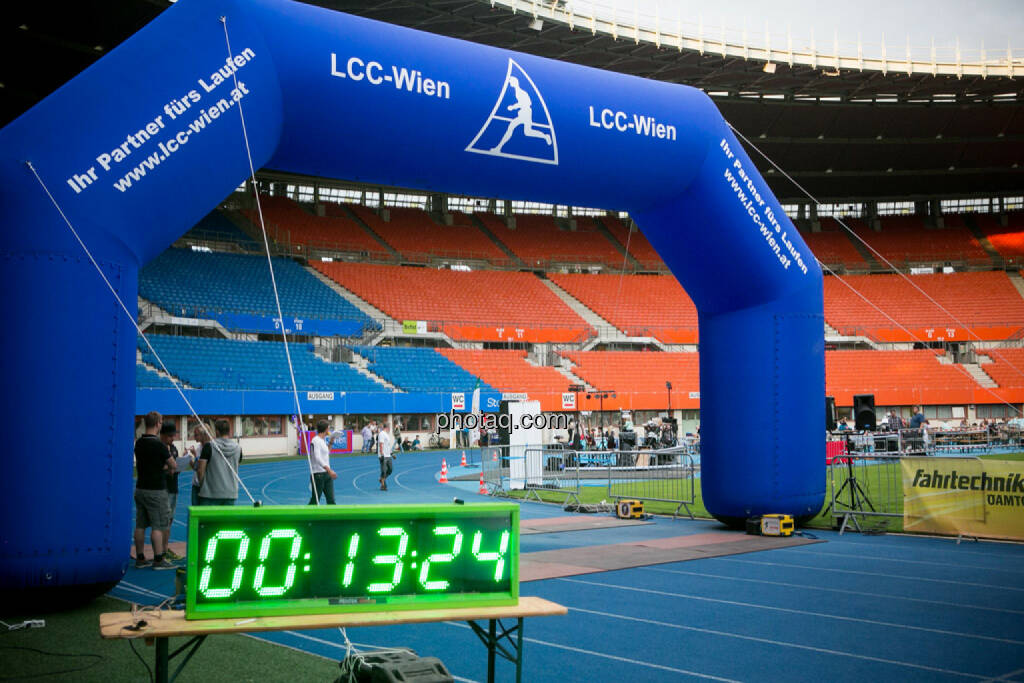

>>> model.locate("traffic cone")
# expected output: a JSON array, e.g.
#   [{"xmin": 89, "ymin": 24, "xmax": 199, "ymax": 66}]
[
  {"xmin": 460, "ymin": 451, "xmax": 467, "ymax": 467},
  {"xmin": 478, "ymin": 472, "xmax": 488, "ymax": 495},
  {"xmin": 492, "ymin": 451, "xmax": 498, "ymax": 462},
  {"xmin": 439, "ymin": 459, "xmax": 448, "ymax": 484}
]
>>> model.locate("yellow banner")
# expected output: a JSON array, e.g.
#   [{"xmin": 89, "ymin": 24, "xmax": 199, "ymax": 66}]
[{"xmin": 902, "ymin": 457, "xmax": 1024, "ymax": 541}]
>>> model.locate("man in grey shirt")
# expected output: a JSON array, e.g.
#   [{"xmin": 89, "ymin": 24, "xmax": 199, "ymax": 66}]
[{"xmin": 196, "ymin": 419, "xmax": 242, "ymax": 505}]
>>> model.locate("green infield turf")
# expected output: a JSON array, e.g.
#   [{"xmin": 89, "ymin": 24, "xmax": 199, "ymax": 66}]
[{"xmin": 1, "ymin": 596, "xmax": 338, "ymax": 682}]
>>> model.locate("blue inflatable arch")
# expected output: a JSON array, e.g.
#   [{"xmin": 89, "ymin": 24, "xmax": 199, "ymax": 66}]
[{"xmin": 0, "ymin": 0, "xmax": 824, "ymax": 595}]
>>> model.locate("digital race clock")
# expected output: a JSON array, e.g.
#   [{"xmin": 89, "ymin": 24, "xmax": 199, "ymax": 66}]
[{"xmin": 185, "ymin": 503, "xmax": 519, "ymax": 619}]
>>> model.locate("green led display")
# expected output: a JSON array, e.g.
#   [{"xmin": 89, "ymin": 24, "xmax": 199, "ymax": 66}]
[{"xmin": 186, "ymin": 504, "xmax": 519, "ymax": 620}]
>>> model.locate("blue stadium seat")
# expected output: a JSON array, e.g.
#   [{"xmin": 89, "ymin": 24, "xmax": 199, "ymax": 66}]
[
  {"xmin": 138, "ymin": 335, "xmax": 386, "ymax": 391},
  {"xmin": 351, "ymin": 346, "xmax": 492, "ymax": 394},
  {"xmin": 139, "ymin": 248, "xmax": 377, "ymax": 335}
]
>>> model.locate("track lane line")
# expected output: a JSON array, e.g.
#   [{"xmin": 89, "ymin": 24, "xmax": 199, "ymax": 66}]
[
  {"xmin": 646, "ymin": 566, "xmax": 1024, "ymax": 615},
  {"xmin": 559, "ymin": 577, "xmax": 1024, "ymax": 645}
]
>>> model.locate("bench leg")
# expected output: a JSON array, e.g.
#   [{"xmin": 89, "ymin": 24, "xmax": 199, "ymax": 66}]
[
  {"xmin": 488, "ymin": 619, "xmax": 496, "ymax": 683},
  {"xmin": 155, "ymin": 638, "xmax": 169, "ymax": 683}
]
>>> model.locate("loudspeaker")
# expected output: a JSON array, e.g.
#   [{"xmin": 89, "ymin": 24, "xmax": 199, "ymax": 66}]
[
  {"xmin": 825, "ymin": 396, "xmax": 837, "ymax": 431},
  {"xmin": 853, "ymin": 394, "xmax": 876, "ymax": 431}
]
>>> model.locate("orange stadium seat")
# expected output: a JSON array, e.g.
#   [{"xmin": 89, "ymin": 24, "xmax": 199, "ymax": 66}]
[
  {"xmin": 563, "ymin": 351, "xmax": 700, "ymax": 410},
  {"xmin": 437, "ymin": 349, "xmax": 572, "ymax": 411},
  {"xmin": 345, "ymin": 206, "xmax": 508, "ymax": 264},
  {"xmin": 825, "ymin": 349, "xmax": 983, "ymax": 406},
  {"xmin": 548, "ymin": 272, "xmax": 698, "ymax": 344},
  {"xmin": 243, "ymin": 195, "xmax": 390, "ymax": 258},
  {"xmin": 600, "ymin": 215, "xmax": 665, "ymax": 269},
  {"xmin": 800, "ymin": 218, "xmax": 867, "ymax": 268},
  {"xmin": 483, "ymin": 213, "xmax": 624, "ymax": 268},
  {"xmin": 977, "ymin": 211, "xmax": 1024, "ymax": 263},
  {"xmin": 313, "ymin": 262, "xmax": 592, "ymax": 343},
  {"xmin": 854, "ymin": 215, "xmax": 989, "ymax": 265},
  {"xmin": 823, "ymin": 271, "xmax": 1024, "ymax": 342}
]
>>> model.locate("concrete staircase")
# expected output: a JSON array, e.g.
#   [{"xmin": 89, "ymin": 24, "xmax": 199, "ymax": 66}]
[
  {"xmin": 961, "ymin": 213, "xmax": 1002, "ymax": 265},
  {"xmin": 348, "ymin": 352, "xmax": 400, "ymax": 391},
  {"xmin": 136, "ymin": 349, "xmax": 192, "ymax": 389},
  {"xmin": 842, "ymin": 228, "xmax": 883, "ymax": 270},
  {"xmin": 221, "ymin": 207, "xmax": 269, "ymax": 246},
  {"xmin": 540, "ymin": 278, "xmax": 629, "ymax": 341},
  {"xmin": 555, "ymin": 358, "xmax": 595, "ymax": 391},
  {"xmin": 468, "ymin": 214, "xmax": 525, "ymax": 267},
  {"xmin": 336, "ymin": 204, "xmax": 402, "ymax": 260},
  {"xmin": 307, "ymin": 267, "xmax": 393, "ymax": 323},
  {"xmin": 963, "ymin": 358, "xmax": 998, "ymax": 388},
  {"xmin": 592, "ymin": 216, "xmax": 641, "ymax": 269}
]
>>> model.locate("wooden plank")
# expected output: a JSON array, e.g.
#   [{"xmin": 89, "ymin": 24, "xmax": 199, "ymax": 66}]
[
  {"xmin": 520, "ymin": 516, "xmax": 652, "ymax": 535},
  {"xmin": 100, "ymin": 596, "xmax": 566, "ymax": 639}
]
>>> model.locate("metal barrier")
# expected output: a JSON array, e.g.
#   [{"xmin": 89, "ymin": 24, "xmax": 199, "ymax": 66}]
[
  {"xmin": 826, "ymin": 453, "xmax": 903, "ymax": 534},
  {"xmin": 522, "ymin": 448, "xmax": 581, "ymax": 505},
  {"xmin": 825, "ymin": 434, "xmax": 992, "ymax": 534},
  {"xmin": 831, "ymin": 426, "xmax": 1022, "ymax": 458},
  {"xmin": 604, "ymin": 446, "xmax": 698, "ymax": 518}
]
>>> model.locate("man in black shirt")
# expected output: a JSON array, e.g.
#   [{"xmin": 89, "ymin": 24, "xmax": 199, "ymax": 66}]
[
  {"xmin": 134, "ymin": 411, "xmax": 176, "ymax": 569},
  {"xmin": 160, "ymin": 422, "xmax": 183, "ymax": 561}
]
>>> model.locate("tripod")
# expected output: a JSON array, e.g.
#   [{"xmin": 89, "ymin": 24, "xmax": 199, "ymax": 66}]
[{"xmin": 824, "ymin": 435, "xmax": 875, "ymax": 533}]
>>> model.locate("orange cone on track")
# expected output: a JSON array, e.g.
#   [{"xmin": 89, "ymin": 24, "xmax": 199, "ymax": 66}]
[
  {"xmin": 439, "ymin": 459, "xmax": 448, "ymax": 484},
  {"xmin": 478, "ymin": 472, "xmax": 488, "ymax": 495},
  {"xmin": 460, "ymin": 451, "xmax": 467, "ymax": 467},
  {"xmin": 492, "ymin": 451, "xmax": 498, "ymax": 462}
]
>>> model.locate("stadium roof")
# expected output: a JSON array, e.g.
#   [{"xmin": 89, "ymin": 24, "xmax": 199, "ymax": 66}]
[{"xmin": 2, "ymin": 0, "xmax": 1021, "ymax": 202}]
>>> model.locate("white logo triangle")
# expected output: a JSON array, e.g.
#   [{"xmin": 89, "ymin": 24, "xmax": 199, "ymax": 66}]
[{"xmin": 466, "ymin": 59, "xmax": 558, "ymax": 165}]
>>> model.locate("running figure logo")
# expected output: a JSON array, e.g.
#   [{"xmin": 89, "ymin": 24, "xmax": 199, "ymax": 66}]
[{"xmin": 466, "ymin": 59, "xmax": 558, "ymax": 165}]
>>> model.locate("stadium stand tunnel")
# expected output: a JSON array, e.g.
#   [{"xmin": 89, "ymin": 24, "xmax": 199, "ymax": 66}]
[{"xmin": 0, "ymin": 0, "xmax": 823, "ymax": 598}]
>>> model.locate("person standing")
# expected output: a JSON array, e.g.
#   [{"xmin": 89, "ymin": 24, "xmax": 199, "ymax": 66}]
[
  {"xmin": 308, "ymin": 419, "xmax": 337, "ymax": 504},
  {"xmin": 188, "ymin": 424, "xmax": 211, "ymax": 506},
  {"xmin": 909, "ymin": 406, "xmax": 927, "ymax": 429},
  {"xmin": 196, "ymin": 419, "xmax": 242, "ymax": 506},
  {"xmin": 361, "ymin": 421, "xmax": 373, "ymax": 453},
  {"xmin": 160, "ymin": 422, "xmax": 183, "ymax": 561},
  {"xmin": 134, "ymin": 411, "xmax": 176, "ymax": 569},
  {"xmin": 378, "ymin": 422, "xmax": 395, "ymax": 491}
]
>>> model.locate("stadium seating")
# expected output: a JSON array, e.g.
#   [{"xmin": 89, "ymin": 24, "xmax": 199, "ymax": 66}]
[
  {"xmin": 182, "ymin": 210, "xmax": 258, "ymax": 249},
  {"xmin": 346, "ymin": 206, "xmax": 507, "ymax": 264},
  {"xmin": 601, "ymin": 215, "xmax": 665, "ymax": 269},
  {"xmin": 853, "ymin": 215, "xmax": 989, "ymax": 265},
  {"xmin": 483, "ymin": 213, "xmax": 624, "ymax": 268},
  {"xmin": 139, "ymin": 248, "xmax": 376, "ymax": 335},
  {"xmin": 244, "ymin": 195, "xmax": 391, "ymax": 258},
  {"xmin": 977, "ymin": 211, "xmax": 1024, "ymax": 262},
  {"xmin": 314, "ymin": 262, "xmax": 592, "ymax": 343},
  {"xmin": 548, "ymin": 272, "xmax": 698, "ymax": 343},
  {"xmin": 800, "ymin": 218, "xmax": 867, "ymax": 268},
  {"xmin": 351, "ymin": 346, "xmax": 492, "ymax": 394},
  {"xmin": 825, "ymin": 349, "xmax": 983, "ymax": 406},
  {"xmin": 823, "ymin": 271, "xmax": 1024, "ymax": 342},
  {"xmin": 138, "ymin": 335, "xmax": 386, "ymax": 391},
  {"xmin": 136, "ymin": 364, "xmax": 177, "ymax": 389},
  {"xmin": 437, "ymin": 349, "xmax": 569, "ymax": 411},
  {"xmin": 563, "ymin": 351, "xmax": 700, "ymax": 410}
]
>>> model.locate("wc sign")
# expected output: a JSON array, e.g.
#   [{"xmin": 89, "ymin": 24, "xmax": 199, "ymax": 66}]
[
  {"xmin": 561, "ymin": 392, "xmax": 576, "ymax": 410},
  {"xmin": 451, "ymin": 392, "xmax": 466, "ymax": 411}
]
